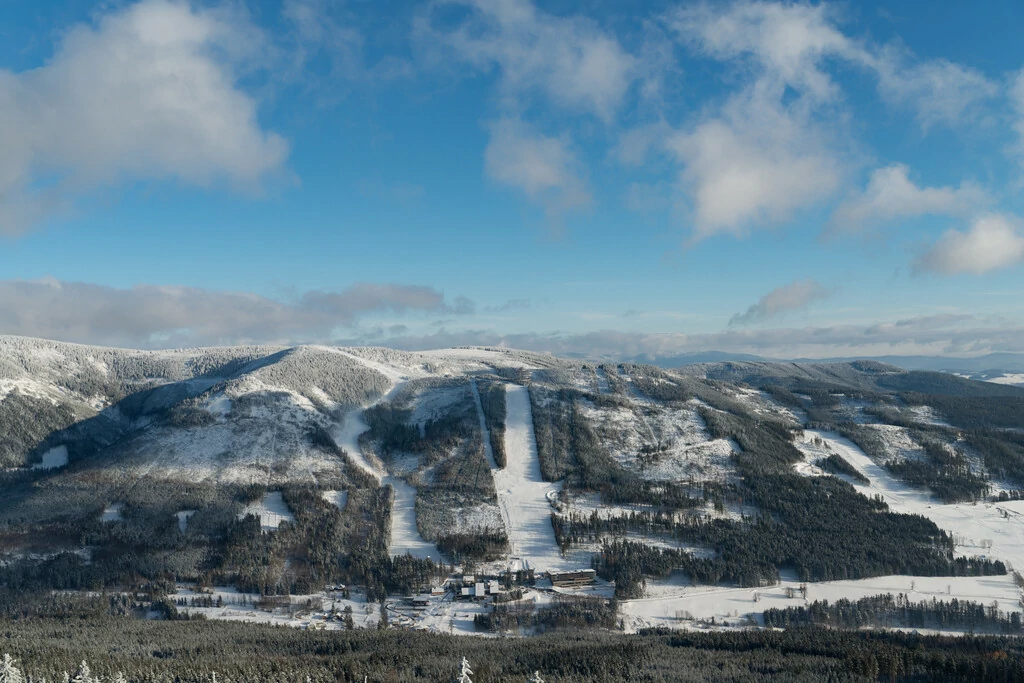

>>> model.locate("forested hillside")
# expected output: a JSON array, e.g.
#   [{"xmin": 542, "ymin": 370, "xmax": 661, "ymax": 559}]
[{"xmin": 1, "ymin": 338, "xmax": 1023, "ymax": 649}]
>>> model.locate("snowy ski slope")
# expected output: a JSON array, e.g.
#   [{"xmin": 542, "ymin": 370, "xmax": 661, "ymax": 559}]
[{"xmin": 491, "ymin": 385, "xmax": 571, "ymax": 573}]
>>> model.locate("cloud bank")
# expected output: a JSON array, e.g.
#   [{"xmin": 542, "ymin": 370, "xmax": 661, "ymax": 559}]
[
  {"xmin": 338, "ymin": 313, "xmax": 1023, "ymax": 361},
  {"xmin": 0, "ymin": 279, "xmax": 468, "ymax": 348}
]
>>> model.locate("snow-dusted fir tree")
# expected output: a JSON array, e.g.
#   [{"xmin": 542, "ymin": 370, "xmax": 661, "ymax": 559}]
[
  {"xmin": 70, "ymin": 661, "xmax": 92, "ymax": 683},
  {"xmin": 0, "ymin": 655, "xmax": 24, "ymax": 683},
  {"xmin": 456, "ymin": 657, "xmax": 473, "ymax": 683}
]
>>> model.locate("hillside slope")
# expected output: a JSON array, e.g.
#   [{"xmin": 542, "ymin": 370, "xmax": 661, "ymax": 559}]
[{"xmin": 1, "ymin": 337, "xmax": 1023, "ymax": 635}]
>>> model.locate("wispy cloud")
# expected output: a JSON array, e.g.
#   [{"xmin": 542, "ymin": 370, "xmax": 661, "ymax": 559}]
[
  {"xmin": 830, "ymin": 164, "xmax": 988, "ymax": 235},
  {"xmin": 416, "ymin": 0, "xmax": 639, "ymax": 121},
  {"xmin": 641, "ymin": 1, "xmax": 1008, "ymax": 241},
  {"xmin": 484, "ymin": 299, "xmax": 531, "ymax": 313},
  {"xmin": 729, "ymin": 279, "xmax": 832, "ymax": 326},
  {"xmin": 415, "ymin": 0, "xmax": 639, "ymax": 222},
  {"xmin": 345, "ymin": 313, "xmax": 1024, "ymax": 360},
  {"xmin": 484, "ymin": 118, "xmax": 592, "ymax": 218}
]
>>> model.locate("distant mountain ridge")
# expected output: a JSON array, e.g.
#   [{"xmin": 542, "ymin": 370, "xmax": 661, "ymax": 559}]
[{"xmin": 622, "ymin": 350, "xmax": 1024, "ymax": 386}]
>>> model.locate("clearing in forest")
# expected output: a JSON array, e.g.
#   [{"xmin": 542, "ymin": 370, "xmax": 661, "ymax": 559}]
[{"xmin": 491, "ymin": 384, "xmax": 573, "ymax": 573}]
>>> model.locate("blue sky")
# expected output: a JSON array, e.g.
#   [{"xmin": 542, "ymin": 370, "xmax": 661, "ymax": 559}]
[{"xmin": 1, "ymin": 0, "xmax": 1023, "ymax": 359}]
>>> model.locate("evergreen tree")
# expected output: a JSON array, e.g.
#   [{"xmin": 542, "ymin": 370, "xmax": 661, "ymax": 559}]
[
  {"xmin": 456, "ymin": 657, "xmax": 473, "ymax": 683},
  {"xmin": 70, "ymin": 662, "xmax": 92, "ymax": 683},
  {"xmin": 0, "ymin": 655, "xmax": 24, "ymax": 683}
]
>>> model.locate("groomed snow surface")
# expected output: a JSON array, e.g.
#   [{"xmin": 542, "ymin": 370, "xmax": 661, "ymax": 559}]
[
  {"xmin": 491, "ymin": 385, "xmax": 572, "ymax": 574},
  {"xmin": 386, "ymin": 476, "xmax": 441, "ymax": 561}
]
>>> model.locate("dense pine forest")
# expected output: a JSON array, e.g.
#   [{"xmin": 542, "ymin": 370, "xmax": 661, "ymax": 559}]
[{"xmin": 2, "ymin": 613, "xmax": 1024, "ymax": 682}]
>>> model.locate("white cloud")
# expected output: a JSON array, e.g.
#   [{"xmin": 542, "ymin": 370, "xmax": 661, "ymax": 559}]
[
  {"xmin": 281, "ymin": 0, "xmax": 413, "ymax": 83},
  {"xmin": 650, "ymin": 1, "xmax": 1011, "ymax": 241},
  {"xmin": 875, "ymin": 54, "xmax": 999, "ymax": 130},
  {"xmin": 417, "ymin": 0, "xmax": 638, "ymax": 120},
  {"xmin": 660, "ymin": 2, "xmax": 857, "ymax": 238},
  {"xmin": 669, "ymin": 1, "xmax": 857, "ymax": 102},
  {"xmin": 0, "ymin": 0, "xmax": 288, "ymax": 235},
  {"xmin": 0, "ymin": 279, "xmax": 470, "ymax": 348},
  {"xmin": 915, "ymin": 214, "xmax": 1024, "ymax": 275},
  {"xmin": 484, "ymin": 118, "xmax": 591, "ymax": 216},
  {"xmin": 670, "ymin": 1, "xmax": 998, "ymax": 130},
  {"xmin": 730, "ymin": 279, "xmax": 831, "ymax": 326},
  {"xmin": 665, "ymin": 88, "xmax": 843, "ymax": 238},
  {"xmin": 830, "ymin": 164, "xmax": 988, "ymax": 234}
]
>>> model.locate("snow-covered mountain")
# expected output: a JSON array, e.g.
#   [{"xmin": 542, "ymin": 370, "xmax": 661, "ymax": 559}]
[
  {"xmin": 0, "ymin": 336, "xmax": 562, "ymax": 480},
  {"xmin": 3, "ymin": 336, "xmax": 1024, "ymax": 636}
]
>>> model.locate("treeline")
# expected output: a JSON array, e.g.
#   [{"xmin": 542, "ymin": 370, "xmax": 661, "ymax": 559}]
[
  {"xmin": 364, "ymin": 382, "xmax": 506, "ymax": 562},
  {"xmin": 904, "ymin": 393, "xmax": 1024, "ymax": 431},
  {"xmin": 528, "ymin": 386, "xmax": 703, "ymax": 509},
  {"xmin": 3, "ymin": 611, "xmax": 1024, "ymax": 681},
  {"xmin": 474, "ymin": 595, "xmax": 618, "ymax": 633},
  {"xmin": 584, "ymin": 471, "xmax": 1005, "ymax": 598},
  {"xmin": 837, "ymin": 423, "xmax": 993, "ymax": 504},
  {"xmin": 435, "ymin": 529, "xmax": 508, "ymax": 564},
  {"xmin": 476, "ymin": 380, "xmax": 507, "ymax": 468},
  {"xmin": 536, "ymin": 368, "xmax": 1006, "ymax": 598},
  {"xmin": 771, "ymin": 377, "xmax": 1024, "ymax": 494},
  {"xmin": 764, "ymin": 593, "xmax": 1024, "ymax": 634},
  {"xmin": 0, "ymin": 477, "xmax": 445, "ymax": 603},
  {"xmin": 818, "ymin": 453, "xmax": 870, "ymax": 484}
]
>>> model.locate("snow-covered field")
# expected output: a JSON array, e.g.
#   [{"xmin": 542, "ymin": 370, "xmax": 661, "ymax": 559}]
[
  {"xmin": 620, "ymin": 573, "xmax": 1022, "ymax": 633},
  {"xmin": 239, "ymin": 491, "xmax": 295, "ymax": 532},
  {"xmin": 176, "ymin": 585, "xmax": 385, "ymax": 631},
  {"xmin": 333, "ymin": 408, "xmax": 380, "ymax": 479},
  {"xmin": 321, "ymin": 490, "xmax": 348, "ymax": 511},
  {"xmin": 490, "ymin": 385, "xmax": 573, "ymax": 573},
  {"xmin": 32, "ymin": 445, "xmax": 68, "ymax": 470},
  {"xmin": 985, "ymin": 373, "xmax": 1024, "ymax": 387},
  {"xmin": 101, "ymin": 503, "xmax": 124, "ymax": 523}
]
